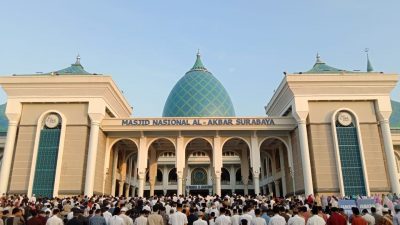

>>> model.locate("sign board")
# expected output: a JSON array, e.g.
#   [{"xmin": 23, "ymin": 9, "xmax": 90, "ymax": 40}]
[
  {"xmin": 186, "ymin": 185, "xmax": 213, "ymax": 190},
  {"xmin": 121, "ymin": 118, "xmax": 275, "ymax": 126},
  {"xmin": 338, "ymin": 200, "xmax": 357, "ymax": 215},
  {"xmin": 357, "ymin": 199, "xmax": 375, "ymax": 212}
]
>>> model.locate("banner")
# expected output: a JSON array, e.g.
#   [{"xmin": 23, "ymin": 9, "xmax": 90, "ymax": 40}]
[
  {"xmin": 357, "ymin": 199, "xmax": 375, "ymax": 212},
  {"xmin": 338, "ymin": 200, "xmax": 357, "ymax": 215}
]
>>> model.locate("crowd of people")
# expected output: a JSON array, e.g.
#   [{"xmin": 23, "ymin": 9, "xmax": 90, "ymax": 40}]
[{"xmin": 1, "ymin": 193, "xmax": 400, "ymax": 225}]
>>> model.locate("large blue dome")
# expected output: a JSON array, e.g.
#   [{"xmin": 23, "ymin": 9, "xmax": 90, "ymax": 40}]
[{"xmin": 162, "ymin": 53, "xmax": 235, "ymax": 117}]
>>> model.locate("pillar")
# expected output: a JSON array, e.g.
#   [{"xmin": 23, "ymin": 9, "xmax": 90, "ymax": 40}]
[
  {"xmin": 111, "ymin": 147, "xmax": 119, "ymax": 195},
  {"xmin": 262, "ymin": 186, "xmax": 267, "ymax": 195},
  {"xmin": 274, "ymin": 180, "xmax": 281, "ymax": 197},
  {"xmin": 0, "ymin": 104, "xmax": 21, "ymax": 194},
  {"xmin": 268, "ymin": 183, "xmax": 273, "ymax": 196},
  {"xmin": 176, "ymin": 135, "xmax": 185, "ymax": 196},
  {"xmin": 279, "ymin": 145, "xmax": 287, "ymax": 197},
  {"xmin": 241, "ymin": 148, "xmax": 250, "ymax": 195},
  {"xmin": 162, "ymin": 166, "xmax": 168, "ymax": 193},
  {"xmin": 132, "ymin": 158, "xmax": 138, "ymax": 197},
  {"xmin": 250, "ymin": 132, "xmax": 261, "ymax": 195},
  {"xmin": 213, "ymin": 134, "xmax": 222, "ymax": 196},
  {"xmin": 230, "ymin": 165, "xmax": 236, "ymax": 193},
  {"xmin": 124, "ymin": 183, "xmax": 129, "ymax": 197},
  {"xmin": 380, "ymin": 118, "xmax": 400, "ymax": 193},
  {"xmin": 297, "ymin": 119, "xmax": 314, "ymax": 196},
  {"xmin": 84, "ymin": 112, "xmax": 105, "ymax": 196},
  {"xmin": 118, "ymin": 180, "xmax": 124, "ymax": 197},
  {"xmin": 148, "ymin": 147, "xmax": 157, "ymax": 196},
  {"xmin": 137, "ymin": 135, "xmax": 148, "ymax": 197}
]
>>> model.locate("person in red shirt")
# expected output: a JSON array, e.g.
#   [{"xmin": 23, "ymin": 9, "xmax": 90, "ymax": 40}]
[
  {"xmin": 327, "ymin": 207, "xmax": 346, "ymax": 225},
  {"xmin": 351, "ymin": 207, "xmax": 367, "ymax": 225},
  {"xmin": 27, "ymin": 211, "xmax": 47, "ymax": 225}
]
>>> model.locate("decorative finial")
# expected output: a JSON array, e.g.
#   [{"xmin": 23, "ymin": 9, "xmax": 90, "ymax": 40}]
[
  {"xmin": 365, "ymin": 48, "xmax": 374, "ymax": 72},
  {"xmin": 75, "ymin": 54, "xmax": 81, "ymax": 64},
  {"xmin": 197, "ymin": 49, "xmax": 200, "ymax": 57},
  {"xmin": 316, "ymin": 53, "xmax": 323, "ymax": 63}
]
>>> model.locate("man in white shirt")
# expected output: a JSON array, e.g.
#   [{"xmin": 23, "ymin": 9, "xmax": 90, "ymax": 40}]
[
  {"xmin": 288, "ymin": 208, "xmax": 305, "ymax": 225},
  {"xmin": 361, "ymin": 209, "xmax": 375, "ymax": 225},
  {"xmin": 168, "ymin": 204, "xmax": 188, "ymax": 225},
  {"xmin": 110, "ymin": 208, "xmax": 124, "ymax": 225},
  {"xmin": 120, "ymin": 208, "xmax": 134, "ymax": 225},
  {"xmin": 102, "ymin": 207, "xmax": 113, "ymax": 225},
  {"xmin": 215, "ymin": 208, "xmax": 232, "ymax": 225},
  {"xmin": 133, "ymin": 210, "xmax": 148, "ymax": 225},
  {"xmin": 306, "ymin": 207, "xmax": 325, "ymax": 225},
  {"xmin": 240, "ymin": 206, "xmax": 253, "ymax": 225},
  {"xmin": 46, "ymin": 209, "xmax": 63, "ymax": 225},
  {"xmin": 251, "ymin": 209, "xmax": 266, "ymax": 225},
  {"xmin": 193, "ymin": 212, "xmax": 207, "ymax": 225},
  {"xmin": 231, "ymin": 209, "xmax": 241, "ymax": 225},
  {"xmin": 268, "ymin": 207, "xmax": 286, "ymax": 225}
]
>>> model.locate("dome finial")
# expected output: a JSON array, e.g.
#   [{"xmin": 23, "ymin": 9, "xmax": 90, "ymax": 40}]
[
  {"xmin": 365, "ymin": 48, "xmax": 374, "ymax": 72},
  {"xmin": 190, "ymin": 50, "xmax": 207, "ymax": 71},
  {"xmin": 316, "ymin": 53, "xmax": 323, "ymax": 63},
  {"xmin": 75, "ymin": 54, "xmax": 81, "ymax": 65}
]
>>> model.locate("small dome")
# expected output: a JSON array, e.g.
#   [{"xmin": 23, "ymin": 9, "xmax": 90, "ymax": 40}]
[{"xmin": 162, "ymin": 53, "xmax": 235, "ymax": 117}]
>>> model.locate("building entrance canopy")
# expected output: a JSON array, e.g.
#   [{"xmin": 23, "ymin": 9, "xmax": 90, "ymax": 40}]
[{"xmin": 101, "ymin": 116, "xmax": 297, "ymax": 131}]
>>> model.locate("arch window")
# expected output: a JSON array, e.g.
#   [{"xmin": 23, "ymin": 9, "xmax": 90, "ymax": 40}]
[
  {"xmin": 168, "ymin": 168, "xmax": 177, "ymax": 182},
  {"xmin": 335, "ymin": 111, "xmax": 366, "ymax": 196},
  {"xmin": 32, "ymin": 113, "xmax": 62, "ymax": 197},
  {"xmin": 221, "ymin": 168, "xmax": 230, "ymax": 184},
  {"xmin": 191, "ymin": 168, "xmax": 207, "ymax": 185}
]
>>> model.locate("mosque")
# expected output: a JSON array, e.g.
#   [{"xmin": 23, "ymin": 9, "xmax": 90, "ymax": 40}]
[{"xmin": 0, "ymin": 53, "xmax": 399, "ymax": 198}]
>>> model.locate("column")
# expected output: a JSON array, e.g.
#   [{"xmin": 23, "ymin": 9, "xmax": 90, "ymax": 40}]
[
  {"xmin": 0, "ymin": 109, "xmax": 21, "ymax": 194},
  {"xmin": 84, "ymin": 113, "xmax": 105, "ymax": 196},
  {"xmin": 176, "ymin": 135, "xmax": 185, "ymax": 196},
  {"xmin": 297, "ymin": 119, "xmax": 314, "ymax": 196},
  {"xmin": 111, "ymin": 147, "xmax": 119, "ymax": 195},
  {"xmin": 137, "ymin": 135, "xmax": 148, "ymax": 197},
  {"xmin": 241, "ymin": 148, "xmax": 250, "ymax": 195},
  {"xmin": 132, "ymin": 158, "xmax": 138, "ymax": 196},
  {"xmin": 279, "ymin": 145, "xmax": 287, "ymax": 197},
  {"xmin": 120, "ymin": 150, "xmax": 127, "ymax": 191},
  {"xmin": 213, "ymin": 134, "xmax": 222, "ymax": 196},
  {"xmin": 162, "ymin": 166, "xmax": 168, "ymax": 194},
  {"xmin": 267, "ymin": 183, "xmax": 273, "ymax": 196},
  {"xmin": 127, "ymin": 157, "xmax": 133, "ymax": 187},
  {"xmin": 148, "ymin": 147, "xmax": 157, "ymax": 196},
  {"xmin": 380, "ymin": 118, "xmax": 400, "ymax": 194},
  {"xmin": 250, "ymin": 132, "xmax": 261, "ymax": 195},
  {"xmin": 230, "ymin": 165, "xmax": 236, "ymax": 193},
  {"xmin": 125, "ymin": 183, "xmax": 129, "ymax": 197},
  {"xmin": 262, "ymin": 186, "xmax": 267, "ymax": 195},
  {"xmin": 274, "ymin": 180, "xmax": 281, "ymax": 197},
  {"xmin": 118, "ymin": 180, "xmax": 124, "ymax": 196}
]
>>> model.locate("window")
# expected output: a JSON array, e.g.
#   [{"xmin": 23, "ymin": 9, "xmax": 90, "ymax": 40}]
[
  {"xmin": 335, "ymin": 111, "xmax": 366, "ymax": 196},
  {"xmin": 32, "ymin": 113, "xmax": 62, "ymax": 197}
]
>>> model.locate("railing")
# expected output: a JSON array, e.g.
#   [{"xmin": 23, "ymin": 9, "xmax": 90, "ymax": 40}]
[
  {"xmin": 168, "ymin": 181, "xmax": 177, "ymax": 185},
  {"xmin": 221, "ymin": 180, "xmax": 230, "ymax": 185}
]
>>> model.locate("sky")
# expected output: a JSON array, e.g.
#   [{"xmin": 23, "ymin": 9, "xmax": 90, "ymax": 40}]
[{"xmin": 0, "ymin": 1, "xmax": 399, "ymax": 117}]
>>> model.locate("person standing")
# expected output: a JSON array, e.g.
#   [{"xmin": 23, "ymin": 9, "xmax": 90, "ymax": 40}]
[
  {"xmin": 187, "ymin": 208, "xmax": 197, "ymax": 225},
  {"xmin": 215, "ymin": 208, "xmax": 232, "ymax": 225},
  {"xmin": 134, "ymin": 210, "xmax": 148, "ymax": 225},
  {"xmin": 394, "ymin": 205, "xmax": 400, "ymax": 225},
  {"xmin": 119, "ymin": 208, "xmax": 133, "ymax": 225},
  {"xmin": 147, "ymin": 205, "xmax": 163, "ymax": 225},
  {"xmin": 361, "ymin": 209, "xmax": 375, "ymax": 225},
  {"xmin": 89, "ymin": 209, "xmax": 107, "ymax": 225},
  {"xmin": 370, "ymin": 208, "xmax": 382, "ymax": 225},
  {"xmin": 193, "ymin": 212, "xmax": 207, "ymax": 225},
  {"xmin": 350, "ymin": 208, "xmax": 367, "ymax": 225},
  {"xmin": 231, "ymin": 209, "xmax": 241, "ymax": 225},
  {"xmin": 45, "ymin": 209, "xmax": 63, "ymax": 225},
  {"xmin": 5, "ymin": 208, "xmax": 25, "ymax": 225},
  {"xmin": 251, "ymin": 209, "xmax": 266, "ymax": 225},
  {"xmin": 168, "ymin": 204, "xmax": 187, "ymax": 225},
  {"xmin": 326, "ymin": 207, "xmax": 346, "ymax": 225},
  {"xmin": 306, "ymin": 207, "xmax": 325, "ymax": 225},
  {"xmin": 287, "ymin": 208, "xmax": 305, "ymax": 225},
  {"xmin": 268, "ymin": 207, "xmax": 285, "ymax": 225},
  {"xmin": 110, "ymin": 208, "xmax": 124, "ymax": 225}
]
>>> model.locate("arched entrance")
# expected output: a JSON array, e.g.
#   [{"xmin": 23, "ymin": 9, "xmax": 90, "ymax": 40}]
[
  {"xmin": 148, "ymin": 138, "xmax": 176, "ymax": 196},
  {"xmin": 107, "ymin": 139, "xmax": 138, "ymax": 197},
  {"xmin": 222, "ymin": 137, "xmax": 251, "ymax": 195},
  {"xmin": 185, "ymin": 138, "xmax": 213, "ymax": 195},
  {"xmin": 259, "ymin": 137, "xmax": 292, "ymax": 197}
]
